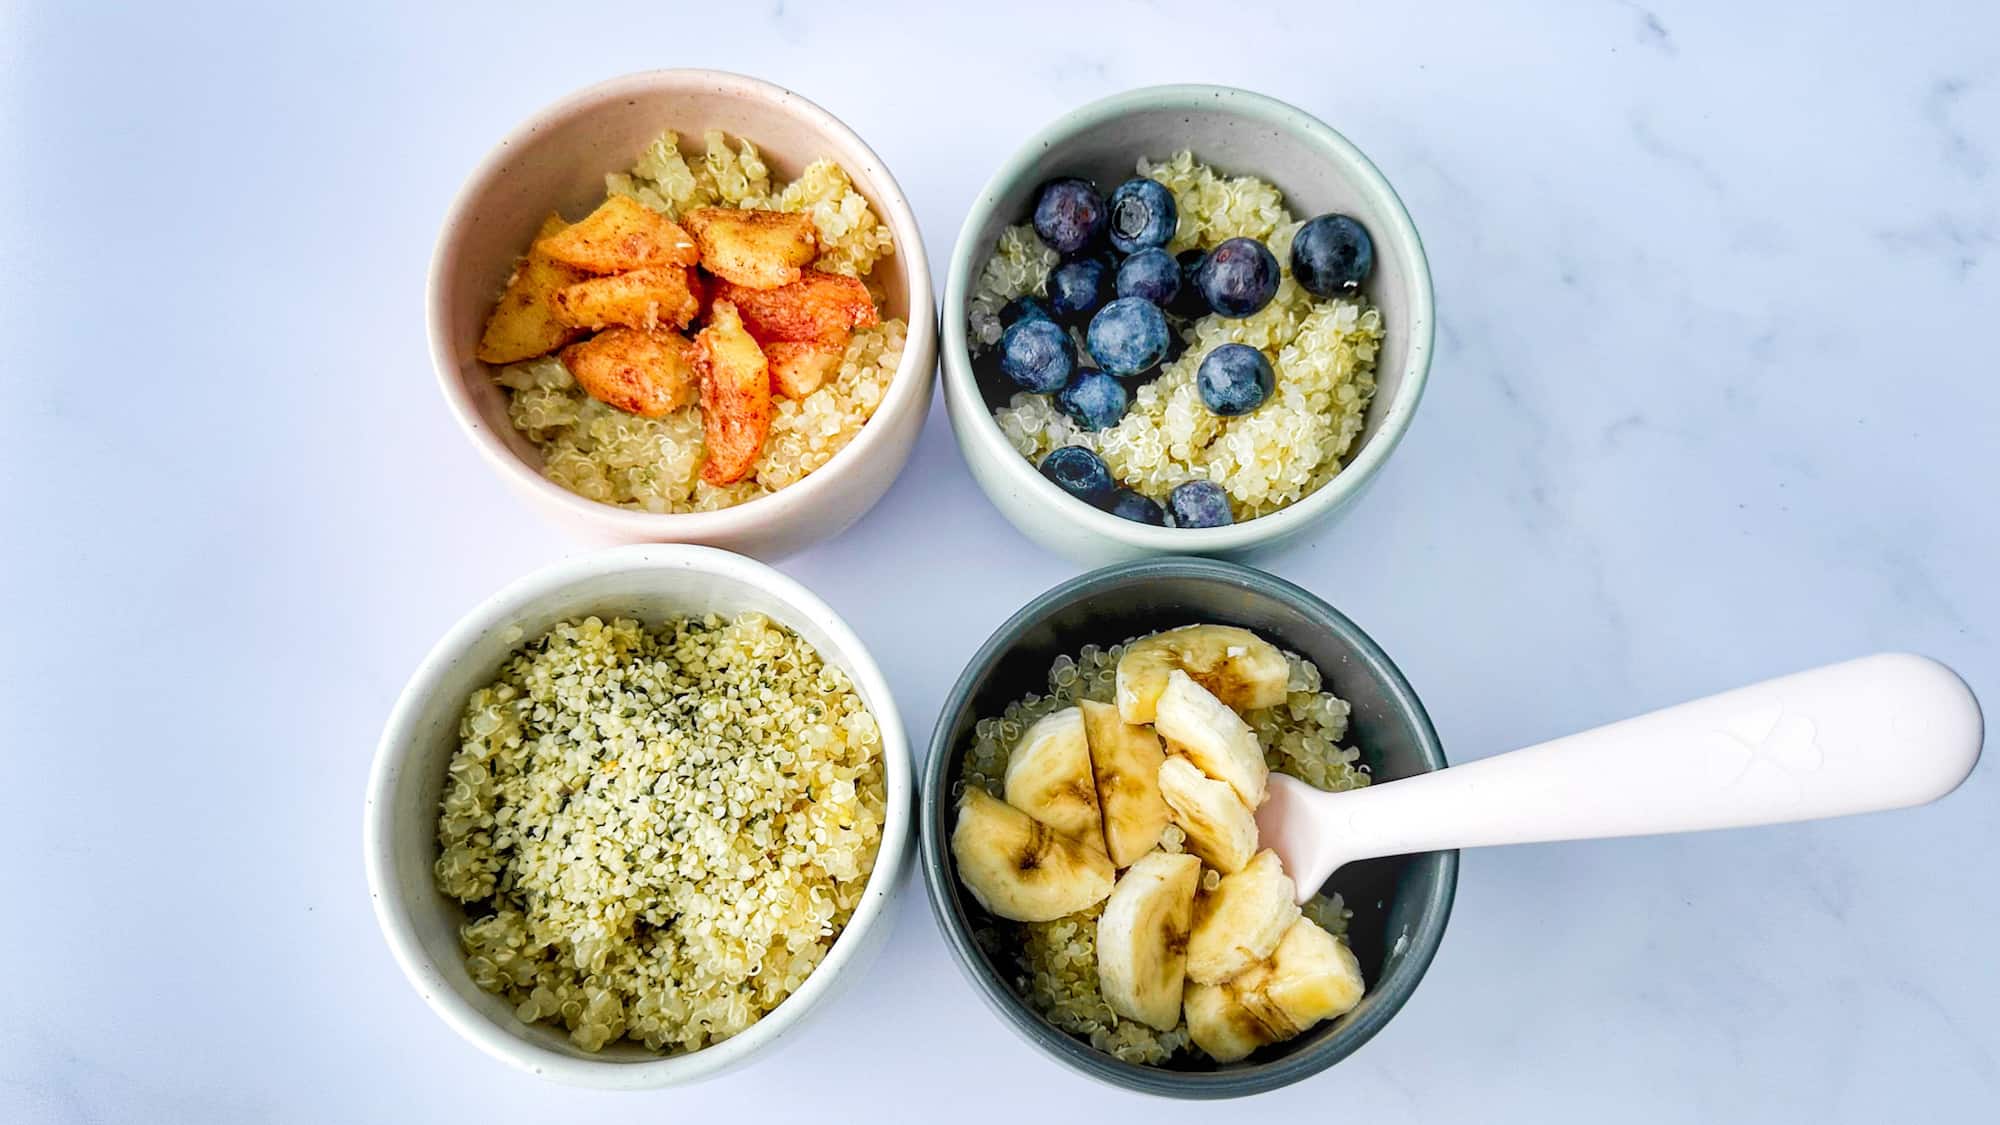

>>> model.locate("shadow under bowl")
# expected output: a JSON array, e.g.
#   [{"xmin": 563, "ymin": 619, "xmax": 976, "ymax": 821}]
[{"xmin": 920, "ymin": 557, "xmax": 1456, "ymax": 1098}]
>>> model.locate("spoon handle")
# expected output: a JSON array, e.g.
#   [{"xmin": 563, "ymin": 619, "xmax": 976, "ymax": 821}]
[{"xmin": 1305, "ymin": 653, "xmax": 1981, "ymax": 871}]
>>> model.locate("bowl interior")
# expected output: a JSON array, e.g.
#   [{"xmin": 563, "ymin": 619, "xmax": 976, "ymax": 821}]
[
  {"xmin": 958, "ymin": 90, "xmax": 1425, "ymax": 468},
  {"xmin": 373, "ymin": 556, "xmax": 905, "ymax": 1073},
  {"xmin": 924, "ymin": 560, "xmax": 1455, "ymax": 1096},
  {"xmin": 435, "ymin": 72, "xmax": 919, "ymax": 477}
]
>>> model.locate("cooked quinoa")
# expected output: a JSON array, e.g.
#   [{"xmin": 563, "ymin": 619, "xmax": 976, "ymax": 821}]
[
  {"xmin": 973, "ymin": 152, "xmax": 1384, "ymax": 522},
  {"xmin": 434, "ymin": 614, "xmax": 886, "ymax": 1054},
  {"xmin": 497, "ymin": 129, "xmax": 907, "ymax": 512},
  {"xmin": 956, "ymin": 634, "xmax": 1368, "ymax": 1066}
]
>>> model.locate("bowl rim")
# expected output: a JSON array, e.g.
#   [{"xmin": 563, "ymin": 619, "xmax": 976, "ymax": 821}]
[
  {"xmin": 427, "ymin": 68, "xmax": 937, "ymax": 535},
  {"xmin": 940, "ymin": 83, "xmax": 1435, "ymax": 554},
  {"xmin": 919, "ymin": 556, "xmax": 1458, "ymax": 1098},
  {"xmin": 362, "ymin": 543, "xmax": 913, "ymax": 1088}
]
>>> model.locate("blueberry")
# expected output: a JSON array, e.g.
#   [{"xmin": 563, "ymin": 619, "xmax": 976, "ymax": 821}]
[
  {"xmin": 1106, "ymin": 488, "xmax": 1167, "ymax": 525},
  {"xmin": 1107, "ymin": 178, "xmax": 1178, "ymax": 253},
  {"xmin": 999, "ymin": 317, "xmax": 1075, "ymax": 393},
  {"xmin": 1055, "ymin": 368, "xmax": 1128, "ymax": 431},
  {"xmin": 1031, "ymin": 177, "xmax": 1106, "ymax": 256},
  {"xmin": 1086, "ymin": 297, "xmax": 1170, "ymax": 377},
  {"xmin": 1169, "ymin": 249, "xmax": 1210, "ymax": 318},
  {"xmin": 1168, "ymin": 480, "xmax": 1234, "ymax": 528},
  {"xmin": 1291, "ymin": 214, "xmax": 1374, "ymax": 297},
  {"xmin": 1115, "ymin": 247, "xmax": 1181, "ymax": 307},
  {"xmin": 1000, "ymin": 295, "xmax": 1052, "ymax": 328},
  {"xmin": 1047, "ymin": 257, "xmax": 1113, "ymax": 321},
  {"xmin": 1039, "ymin": 445, "xmax": 1115, "ymax": 506},
  {"xmin": 1196, "ymin": 237, "xmax": 1280, "ymax": 318},
  {"xmin": 1196, "ymin": 344, "xmax": 1275, "ymax": 416}
]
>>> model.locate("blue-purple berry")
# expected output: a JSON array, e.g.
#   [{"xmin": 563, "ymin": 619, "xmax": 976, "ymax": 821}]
[
  {"xmin": 1107, "ymin": 178, "xmax": 1177, "ymax": 254},
  {"xmin": 1032, "ymin": 178, "xmax": 1106, "ymax": 256},
  {"xmin": 1168, "ymin": 480, "xmax": 1234, "ymax": 528},
  {"xmin": 1039, "ymin": 445, "xmax": 1116, "ymax": 505},
  {"xmin": 999, "ymin": 317, "xmax": 1075, "ymax": 393}
]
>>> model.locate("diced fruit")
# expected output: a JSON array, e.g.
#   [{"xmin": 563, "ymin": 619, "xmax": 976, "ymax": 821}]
[
  {"xmin": 1168, "ymin": 481, "xmax": 1234, "ymax": 528},
  {"xmin": 764, "ymin": 333, "xmax": 848, "ymax": 398},
  {"xmin": 537, "ymin": 195, "xmax": 699, "ymax": 274},
  {"xmin": 1000, "ymin": 295, "xmax": 1052, "ymax": 328},
  {"xmin": 559, "ymin": 328, "xmax": 696, "ymax": 418},
  {"xmin": 999, "ymin": 317, "xmax": 1075, "ymax": 393},
  {"xmin": 1038, "ymin": 446, "xmax": 1115, "ymax": 506},
  {"xmin": 1195, "ymin": 237, "xmax": 1279, "ymax": 318},
  {"xmin": 1196, "ymin": 343, "xmax": 1275, "ymax": 416},
  {"xmin": 1055, "ymin": 368, "xmax": 1128, "ymax": 431},
  {"xmin": 1031, "ymin": 177, "xmax": 1106, "ymax": 255},
  {"xmin": 684, "ymin": 207, "xmax": 819, "ymax": 289},
  {"xmin": 1115, "ymin": 624, "xmax": 1290, "ymax": 724},
  {"xmin": 1107, "ymin": 178, "xmax": 1178, "ymax": 254},
  {"xmin": 1159, "ymin": 755, "xmax": 1259, "ymax": 874},
  {"xmin": 552, "ymin": 266, "xmax": 701, "ymax": 331},
  {"xmin": 1106, "ymin": 488, "xmax": 1166, "ymax": 525},
  {"xmin": 476, "ymin": 214, "xmax": 591, "ymax": 363},
  {"xmin": 1185, "ymin": 849, "xmax": 1299, "ymax": 984},
  {"xmin": 714, "ymin": 270, "xmax": 879, "ymax": 342},
  {"xmin": 1078, "ymin": 700, "xmax": 1169, "ymax": 868},
  {"xmin": 1187, "ymin": 917, "xmax": 1365, "ymax": 1063},
  {"xmin": 951, "ymin": 788, "xmax": 1115, "ymax": 923},
  {"xmin": 1095, "ymin": 852, "xmax": 1200, "ymax": 1030},
  {"xmin": 1086, "ymin": 297, "xmax": 1170, "ymax": 377},
  {"xmin": 1238, "ymin": 918, "xmax": 1365, "ymax": 1035},
  {"xmin": 1153, "ymin": 670, "xmax": 1269, "ymax": 808},
  {"xmin": 1291, "ymin": 214, "xmax": 1373, "ymax": 297},
  {"xmin": 1115, "ymin": 247, "xmax": 1181, "ymax": 307},
  {"xmin": 692, "ymin": 300, "xmax": 772, "ymax": 485},
  {"xmin": 1184, "ymin": 980, "xmax": 1270, "ymax": 1064},
  {"xmin": 1047, "ymin": 257, "xmax": 1112, "ymax": 322},
  {"xmin": 1003, "ymin": 708, "xmax": 1106, "ymax": 854}
]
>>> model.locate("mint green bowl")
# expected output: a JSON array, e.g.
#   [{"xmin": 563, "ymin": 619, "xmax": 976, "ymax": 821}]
[{"xmin": 941, "ymin": 86, "xmax": 1435, "ymax": 564}]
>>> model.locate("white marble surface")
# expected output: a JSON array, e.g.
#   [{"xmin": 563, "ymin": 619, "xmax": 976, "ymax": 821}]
[{"xmin": 3, "ymin": 0, "xmax": 1995, "ymax": 1120}]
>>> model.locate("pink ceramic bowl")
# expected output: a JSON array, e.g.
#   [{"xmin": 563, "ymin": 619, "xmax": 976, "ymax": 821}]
[{"xmin": 429, "ymin": 70, "xmax": 937, "ymax": 558}]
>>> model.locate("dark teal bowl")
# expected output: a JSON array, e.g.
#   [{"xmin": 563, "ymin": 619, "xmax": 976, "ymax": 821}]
[{"xmin": 920, "ymin": 558, "xmax": 1457, "ymax": 1098}]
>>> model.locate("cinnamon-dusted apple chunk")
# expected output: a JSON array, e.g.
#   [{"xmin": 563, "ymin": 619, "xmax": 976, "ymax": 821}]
[
  {"xmin": 714, "ymin": 270, "xmax": 880, "ymax": 342},
  {"xmin": 685, "ymin": 207, "xmax": 819, "ymax": 289},
  {"xmin": 476, "ymin": 213, "xmax": 591, "ymax": 364},
  {"xmin": 692, "ymin": 300, "xmax": 772, "ymax": 485},
  {"xmin": 763, "ymin": 333, "xmax": 849, "ymax": 398},
  {"xmin": 537, "ymin": 195, "xmax": 699, "ymax": 273},
  {"xmin": 559, "ymin": 328, "xmax": 697, "ymax": 418},
  {"xmin": 552, "ymin": 266, "xmax": 701, "ymax": 332}
]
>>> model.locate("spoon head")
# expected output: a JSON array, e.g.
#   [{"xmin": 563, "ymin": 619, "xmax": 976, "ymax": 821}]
[{"xmin": 1257, "ymin": 772, "xmax": 1340, "ymax": 903}]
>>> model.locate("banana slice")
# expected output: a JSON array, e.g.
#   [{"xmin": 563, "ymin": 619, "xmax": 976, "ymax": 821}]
[
  {"xmin": 1185, "ymin": 917, "xmax": 1366, "ymax": 1062},
  {"xmin": 1158, "ymin": 755, "xmax": 1258, "ymax": 874},
  {"xmin": 1183, "ymin": 979, "xmax": 1271, "ymax": 1064},
  {"xmin": 1185, "ymin": 849, "xmax": 1298, "ymax": 984},
  {"xmin": 1095, "ymin": 851, "xmax": 1201, "ymax": 1030},
  {"xmin": 951, "ymin": 788, "xmax": 1115, "ymax": 922},
  {"xmin": 1153, "ymin": 670, "xmax": 1268, "ymax": 809},
  {"xmin": 1238, "ymin": 917, "xmax": 1366, "ymax": 1034},
  {"xmin": 1078, "ymin": 700, "xmax": 1170, "ymax": 867},
  {"xmin": 1003, "ymin": 708, "xmax": 1106, "ymax": 852},
  {"xmin": 1116, "ymin": 624, "xmax": 1289, "ymax": 724}
]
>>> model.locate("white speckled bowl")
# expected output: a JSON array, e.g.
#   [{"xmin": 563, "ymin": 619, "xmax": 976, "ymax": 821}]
[
  {"xmin": 942, "ymin": 86, "xmax": 1434, "ymax": 564},
  {"xmin": 363, "ymin": 544, "xmax": 912, "ymax": 1088},
  {"xmin": 430, "ymin": 70, "xmax": 937, "ymax": 559}
]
